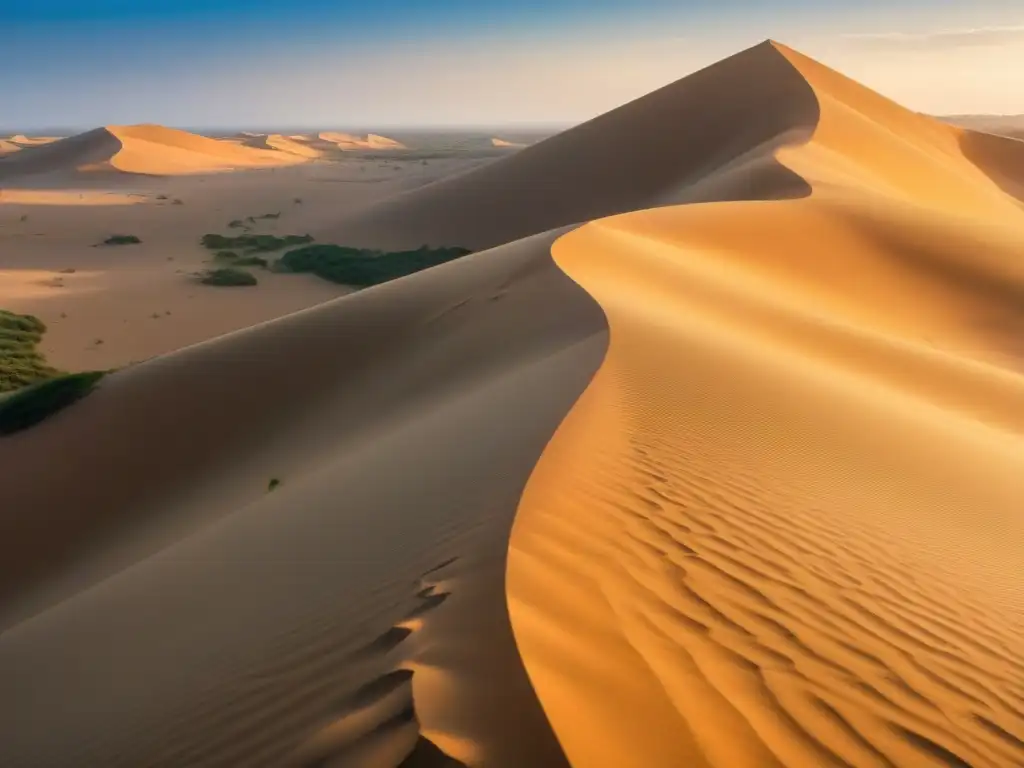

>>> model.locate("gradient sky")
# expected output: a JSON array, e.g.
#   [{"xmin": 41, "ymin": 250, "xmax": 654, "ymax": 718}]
[{"xmin": 4, "ymin": 1, "xmax": 1024, "ymax": 130}]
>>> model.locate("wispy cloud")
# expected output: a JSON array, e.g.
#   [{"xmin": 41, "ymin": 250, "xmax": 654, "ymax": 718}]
[{"xmin": 843, "ymin": 25, "xmax": 1024, "ymax": 50}]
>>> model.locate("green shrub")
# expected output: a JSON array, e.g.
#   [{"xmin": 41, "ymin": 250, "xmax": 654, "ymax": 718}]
[
  {"xmin": 232, "ymin": 256, "xmax": 269, "ymax": 268},
  {"xmin": 273, "ymin": 244, "xmax": 472, "ymax": 287},
  {"xmin": 102, "ymin": 234, "xmax": 141, "ymax": 245},
  {"xmin": 228, "ymin": 219, "xmax": 247, "ymax": 229},
  {"xmin": 0, "ymin": 310, "xmax": 58, "ymax": 393},
  {"xmin": 268, "ymin": 478, "xmax": 281, "ymax": 492},
  {"xmin": 200, "ymin": 233, "xmax": 313, "ymax": 253},
  {"xmin": 200, "ymin": 267, "xmax": 258, "ymax": 286},
  {"xmin": 0, "ymin": 371, "xmax": 106, "ymax": 435}
]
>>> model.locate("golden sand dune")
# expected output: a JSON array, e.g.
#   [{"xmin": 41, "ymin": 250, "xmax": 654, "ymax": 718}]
[
  {"xmin": 508, "ymin": 42, "xmax": 1024, "ymax": 768},
  {"xmin": 233, "ymin": 132, "xmax": 324, "ymax": 158},
  {"xmin": 0, "ymin": 124, "xmax": 303, "ymax": 180},
  {"xmin": 317, "ymin": 44, "xmax": 819, "ymax": 249},
  {"xmin": 491, "ymin": 138, "xmax": 526, "ymax": 148},
  {"xmin": 319, "ymin": 131, "xmax": 408, "ymax": 150},
  {"xmin": 0, "ymin": 139, "xmax": 21, "ymax": 155},
  {"xmin": 1, "ymin": 39, "xmax": 1023, "ymax": 768}
]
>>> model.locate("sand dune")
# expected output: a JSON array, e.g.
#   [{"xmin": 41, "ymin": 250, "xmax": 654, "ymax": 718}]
[
  {"xmin": 0, "ymin": 124, "xmax": 304, "ymax": 180},
  {"xmin": 1, "ymin": 39, "xmax": 1023, "ymax": 768},
  {"xmin": 491, "ymin": 138, "xmax": 526, "ymax": 148},
  {"xmin": 508, "ymin": 41, "xmax": 1024, "ymax": 768},
  {"xmin": 0, "ymin": 231, "xmax": 604, "ymax": 767},
  {"xmin": 316, "ymin": 43, "xmax": 819, "ymax": 249},
  {"xmin": 233, "ymin": 132, "xmax": 324, "ymax": 158},
  {"xmin": 0, "ymin": 139, "xmax": 21, "ymax": 155},
  {"xmin": 319, "ymin": 132, "xmax": 408, "ymax": 150}
]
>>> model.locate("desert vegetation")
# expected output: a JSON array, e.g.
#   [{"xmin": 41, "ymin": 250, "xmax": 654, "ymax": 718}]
[
  {"xmin": 201, "ymin": 233, "xmax": 313, "ymax": 253},
  {"xmin": 0, "ymin": 370, "xmax": 107, "ymax": 435},
  {"xmin": 102, "ymin": 234, "xmax": 142, "ymax": 245},
  {"xmin": 199, "ymin": 267, "xmax": 258, "ymax": 286},
  {"xmin": 272, "ymin": 244, "xmax": 472, "ymax": 287},
  {"xmin": 0, "ymin": 310, "xmax": 58, "ymax": 392}
]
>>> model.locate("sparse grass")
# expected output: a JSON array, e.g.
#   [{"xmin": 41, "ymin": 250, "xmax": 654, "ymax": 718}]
[
  {"xmin": 102, "ymin": 234, "xmax": 141, "ymax": 246},
  {"xmin": 268, "ymin": 477, "xmax": 281, "ymax": 492},
  {"xmin": 0, "ymin": 309, "xmax": 58, "ymax": 393},
  {"xmin": 156, "ymin": 194, "xmax": 169, "ymax": 201},
  {"xmin": 172, "ymin": 198, "xmax": 184, "ymax": 206},
  {"xmin": 200, "ymin": 233, "xmax": 313, "ymax": 253},
  {"xmin": 253, "ymin": 212, "xmax": 280, "ymax": 220},
  {"xmin": 0, "ymin": 371, "xmax": 106, "ymax": 435},
  {"xmin": 215, "ymin": 250, "xmax": 239, "ymax": 261},
  {"xmin": 293, "ymin": 198, "xmax": 303, "ymax": 205},
  {"xmin": 199, "ymin": 267, "xmax": 258, "ymax": 287},
  {"xmin": 272, "ymin": 244, "xmax": 472, "ymax": 288},
  {"xmin": 228, "ymin": 219, "xmax": 248, "ymax": 229}
]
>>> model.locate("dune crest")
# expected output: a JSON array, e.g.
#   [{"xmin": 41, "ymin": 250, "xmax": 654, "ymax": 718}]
[
  {"xmin": 491, "ymin": 138, "xmax": 526, "ymax": 148},
  {"xmin": 316, "ymin": 41, "xmax": 819, "ymax": 250},
  {"xmin": 508, "ymin": 40, "xmax": 1024, "ymax": 768}
]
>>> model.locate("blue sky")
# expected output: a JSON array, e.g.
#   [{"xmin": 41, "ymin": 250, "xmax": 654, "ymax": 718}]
[{"xmin": 4, "ymin": 1, "xmax": 1024, "ymax": 130}]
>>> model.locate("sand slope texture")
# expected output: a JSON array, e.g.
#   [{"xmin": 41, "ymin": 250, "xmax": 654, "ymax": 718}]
[{"xmin": 0, "ymin": 39, "xmax": 1022, "ymax": 768}]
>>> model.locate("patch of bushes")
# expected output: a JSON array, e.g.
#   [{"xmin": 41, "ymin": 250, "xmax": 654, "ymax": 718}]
[
  {"xmin": 102, "ymin": 234, "xmax": 141, "ymax": 245},
  {"xmin": 200, "ymin": 233, "xmax": 313, "ymax": 253},
  {"xmin": 232, "ymin": 256, "xmax": 269, "ymax": 268},
  {"xmin": 0, "ymin": 310, "xmax": 58, "ymax": 393},
  {"xmin": 199, "ymin": 267, "xmax": 258, "ymax": 286},
  {"xmin": 0, "ymin": 371, "xmax": 106, "ymax": 435},
  {"xmin": 272, "ymin": 244, "xmax": 472, "ymax": 287}
]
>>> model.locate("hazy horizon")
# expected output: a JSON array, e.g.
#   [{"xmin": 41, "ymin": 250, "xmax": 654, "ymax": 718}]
[{"xmin": 5, "ymin": 2, "xmax": 1024, "ymax": 128}]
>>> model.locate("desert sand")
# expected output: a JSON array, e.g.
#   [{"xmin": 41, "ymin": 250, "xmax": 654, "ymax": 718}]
[
  {"xmin": 0, "ymin": 131, "xmax": 486, "ymax": 371},
  {"xmin": 0, "ymin": 39, "xmax": 1022, "ymax": 768},
  {"xmin": 491, "ymin": 138, "xmax": 526, "ymax": 148}
]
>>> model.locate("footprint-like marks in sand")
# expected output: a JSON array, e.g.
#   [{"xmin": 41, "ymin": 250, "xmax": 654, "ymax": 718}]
[{"xmin": 292, "ymin": 559, "xmax": 465, "ymax": 768}]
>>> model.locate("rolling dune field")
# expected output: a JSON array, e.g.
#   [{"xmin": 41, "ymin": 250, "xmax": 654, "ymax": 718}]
[{"xmin": 0, "ymin": 40, "xmax": 1021, "ymax": 768}]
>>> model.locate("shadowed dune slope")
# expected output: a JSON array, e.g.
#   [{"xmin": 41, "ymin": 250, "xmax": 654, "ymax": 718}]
[
  {"xmin": 0, "ymin": 124, "xmax": 303, "ymax": 180},
  {"xmin": 0, "ymin": 232, "xmax": 605, "ymax": 767},
  {"xmin": 316, "ymin": 41, "xmax": 819, "ymax": 250},
  {"xmin": 508, "ymin": 41, "xmax": 1024, "ymax": 768}
]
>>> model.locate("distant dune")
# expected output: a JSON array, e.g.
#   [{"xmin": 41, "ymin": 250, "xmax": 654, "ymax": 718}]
[
  {"xmin": 318, "ymin": 131, "xmax": 407, "ymax": 150},
  {"xmin": 0, "ymin": 140, "xmax": 21, "ymax": 155},
  {"xmin": 941, "ymin": 114, "xmax": 1024, "ymax": 141},
  {"xmin": 1, "ymin": 39, "xmax": 1023, "ymax": 768},
  {"xmin": 0, "ymin": 124, "xmax": 305, "ymax": 180},
  {"xmin": 252, "ymin": 133, "xmax": 323, "ymax": 158},
  {"xmin": 491, "ymin": 138, "xmax": 526, "ymax": 148},
  {"xmin": 6, "ymin": 135, "xmax": 63, "ymax": 147}
]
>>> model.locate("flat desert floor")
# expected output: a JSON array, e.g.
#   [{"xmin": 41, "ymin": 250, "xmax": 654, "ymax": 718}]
[{"xmin": 0, "ymin": 41, "xmax": 1022, "ymax": 768}]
